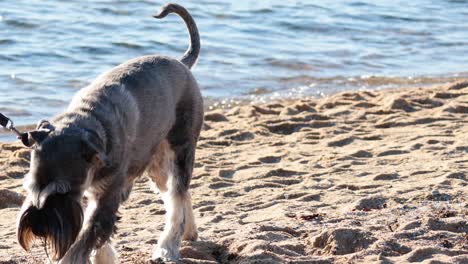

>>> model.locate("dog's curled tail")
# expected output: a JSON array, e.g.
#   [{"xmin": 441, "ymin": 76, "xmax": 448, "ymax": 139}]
[{"xmin": 154, "ymin": 3, "xmax": 200, "ymax": 69}]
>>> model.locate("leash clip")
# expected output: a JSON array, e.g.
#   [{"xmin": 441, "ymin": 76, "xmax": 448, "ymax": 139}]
[
  {"xmin": 0, "ymin": 113, "xmax": 23, "ymax": 137},
  {"xmin": 0, "ymin": 113, "xmax": 29, "ymax": 144}
]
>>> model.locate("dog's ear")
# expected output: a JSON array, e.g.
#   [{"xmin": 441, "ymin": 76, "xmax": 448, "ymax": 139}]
[
  {"xmin": 21, "ymin": 120, "xmax": 55, "ymax": 147},
  {"xmin": 81, "ymin": 132, "xmax": 107, "ymax": 168},
  {"xmin": 23, "ymin": 130, "xmax": 50, "ymax": 147}
]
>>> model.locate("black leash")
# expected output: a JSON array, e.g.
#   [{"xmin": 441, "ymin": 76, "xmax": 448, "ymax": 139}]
[{"xmin": 0, "ymin": 113, "xmax": 30, "ymax": 146}]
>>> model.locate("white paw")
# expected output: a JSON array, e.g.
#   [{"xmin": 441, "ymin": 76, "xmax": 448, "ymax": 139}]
[
  {"xmin": 59, "ymin": 253, "xmax": 90, "ymax": 264},
  {"xmin": 152, "ymin": 246, "xmax": 180, "ymax": 262},
  {"xmin": 58, "ymin": 244, "xmax": 91, "ymax": 264},
  {"xmin": 91, "ymin": 243, "xmax": 118, "ymax": 264}
]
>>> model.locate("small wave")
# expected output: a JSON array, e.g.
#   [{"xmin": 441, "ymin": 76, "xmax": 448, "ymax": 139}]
[
  {"xmin": 265, "ymin": 58, "xmax": 314, "ymax": 71},
  {"xmin": 277, "ymin": 74, "xmax": 468, "ymax": 92},
  {"xmin": 77, "ymin": 45, "xmax": 113, "ymax": 54},
  {"xmin": 379, "ymin": 14, "xmax": 434, "ymax": 23},
  {"xmin": 0, "ymin": 54, "xmax": 16, "ymax": 61},
  {"xmin": 29, "ymin": 97, "xmax": 68, "ymax": 108},
  {"xmin": 112, "ymin": 42, "xmax": 144, "ymax": 50},
  {"xmin": 250, "ymin": 8, "xmax": 274, "ymax": 14},
  {"xmin": 96, "ymin": 7, "xmax": 131, "ymax": 16},
  {"xmin": 1, "ymin": 74, "xmax": 38, "ymax": 86},
  {"xmin": 0, "ymin": 39, "xmax": 15, "ymax": 45},
  {"xmin": 0, "ymin": 107, "xmax": 32, "ymax": 117},
  {"xmin": 67, "ymin": 79, "xmax": 88, "ymax": 89},
  {"xmin": 276, "ymin": 21, "xmax": 329, "ymax": 33},
  {"xmin": 4, "ymin": 19, "xmax": 38, "ymax": 29},
  {"xmin": 10, "ymin": 51, "xmax": 71, "ymax": 62}
]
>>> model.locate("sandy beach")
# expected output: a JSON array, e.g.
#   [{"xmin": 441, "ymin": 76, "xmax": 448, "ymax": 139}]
[{"xmin": 0, "ymin": 81, "xmax": 467, "ymax": 263}]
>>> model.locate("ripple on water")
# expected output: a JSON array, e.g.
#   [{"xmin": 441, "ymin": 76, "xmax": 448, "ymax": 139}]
[
  {"xmin": 112, "ymin": 42, "xmax": 145, "ymax": 50},
  {"xmin": 3, "ymin": 19, "xmax": 38, "ymax": 29},
  {"xmin": 0, "ymin": 107, "xmax": 32, "ymax": 117},
  {"xmin": 0, "ymin": 39, "xmax": 15, "ymax": 45},
  {"xmin": 77, "ymin": 45, "xmax": 113, "ymax": 55},
  {"xmin": 96, "ymin": 7, "xmax": 131, "ymax": 16}
]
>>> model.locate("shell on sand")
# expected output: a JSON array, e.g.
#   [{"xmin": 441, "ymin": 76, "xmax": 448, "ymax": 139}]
[{"xmin": 0, "ymin": 81, "xmax": 467, "ymax": 263}]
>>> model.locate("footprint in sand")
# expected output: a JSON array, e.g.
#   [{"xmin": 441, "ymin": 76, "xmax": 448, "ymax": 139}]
[
  {"xmin": 377, "ymin": 149, "xmax": 410, "ymax": 157},
  {"xmin": 350, "ymin": 150, "xmax": 373, "ymax": 158},
  {"xmin": 267, "ymin": 178, "xmax": 302, "ymax": 186},
  {"xmin": 244, "ymin": 182, "xmax": 284, "ymax": 192},
  {"xmin": 360, "ymin": 134, "xmax": 382, "ymax": 141},
  {"xmin": 223, "ymin": 191, "xmax": 242, "ymax": 198},
  {"xmin": 327, "ymin": 136, "xmax": 354, "ymax": 147},
  {"xmin": 258, "ymin": 156, "xmax": 282, "ymax": 164},
  {"xmin": 204, "ymin": 111, "xmax": 228, "ymax": 122},
  {"xmin": 300, "ymin": 193, "xmax": 321, "ymax": 201},
  {"xmin": 0, "ymin": 189, "xmax": 24, "ymax": 209},
  {"xmin": 265, "ymin": 121, "xmax": 333, "ymax": 135},
  {"xmin": 264, "ymin": 168, "xmax": 305, "ymax": 178},
  {"xmin": 445, "ymin": 172, "xmax": 465, "ymax": 180},
  {"xmin": 411, "ymin": 143, "xmax": 424, "ymax": 150},
  {"xmin": 352, "ymin": 195, "xmax": 387, "ymax": 211},
  {"xmin": 433, "ymin": 91, "xmax": 464, "ymax": 99},
  {"xmin": 229, "ymin": 131, "xmax": 255, "ymax": 141},
  {"xmin": 218, "ymin": 129, "xmax": 239, "ymax": 136},
  {"xmin": 265, "ymin": 122, "xmax": 309, "ymax": 135},
  {"xmin": 199, "ymin": 140, "xmax": 230, "ymax": 148},
  {"xmin": 373, "ymin": 240, "xmax": 412, "ymax": 256},
  {"xmin": 208, "ymin": 181, "xmax": 233, "ymax": 189},
  {"xmin": 373, "ymin": 173, "xmax": 399, "ymax": 181},
  {"xmin": 404, "ymin": 247, "xmax": 467, "ymax": 263},
  {"xmin": 310, "ymin": 228, "xmax": 377, "ymax": 255},
  {"xmin": 410, "ymin": 170, "xmax": 434, "ymax": 176},
  {"xmin": 425, "ymin": 217, "xmax": 467, "ymax": 233},
  {"xmin": 218, "ymin": 169, "xmax": 234, "ymax": 178},
  {"xmin": 198, "ymin": 205, "xmax": 216, "ymax": 212}
]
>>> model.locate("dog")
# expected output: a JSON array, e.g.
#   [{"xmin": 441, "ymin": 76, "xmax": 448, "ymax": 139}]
[{"xmin": 16, "ymin": 3, "xmax": 203, "ymax": 263}]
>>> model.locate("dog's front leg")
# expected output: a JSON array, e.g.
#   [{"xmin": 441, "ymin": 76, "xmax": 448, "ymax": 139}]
[{"xmin": 59, "ymin": 183, "xmax": 121, "ymax": 264}]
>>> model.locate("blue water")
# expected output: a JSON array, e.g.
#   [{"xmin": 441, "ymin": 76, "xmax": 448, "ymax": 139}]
[{"xmin": 0, "ymin": 0, "xmax": 467, "ymax": 126}]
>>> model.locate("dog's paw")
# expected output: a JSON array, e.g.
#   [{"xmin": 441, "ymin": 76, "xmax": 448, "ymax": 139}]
[
  {"xmin": 58, "ymin": 245, "xmax": 92, "ymax": 264},
  {"xmin": 59, "ymin": 254, "xmax": 91, "ymax": 264},
  {"xmin": 91, "ymin": 242, "xmax": 118, "ymax": 264},
  {"xmin": 151, "ymin": 247, "xmax": 179, "ymax": 262},
  {"xmin": 148, "ymin": 258, "xmax": 165, "ymax": 264}
]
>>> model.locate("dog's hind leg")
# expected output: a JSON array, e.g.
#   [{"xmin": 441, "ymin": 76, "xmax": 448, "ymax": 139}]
[
  {"xmin": 148, "ymin": 99, "xmax": 202, "ymax": 261},
  {"xmin": 181, "ymin": 192, "xmax": 197, "ymax": 241},
  {"xmin": 147, "ymin": 140, "xmax": 184, "ymax": 261},
  {"xmin": 167, "ymin": 92, "xmax": 203, "ymax": 244}
]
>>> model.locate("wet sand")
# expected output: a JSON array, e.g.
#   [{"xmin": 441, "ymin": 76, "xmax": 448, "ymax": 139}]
[{"xmin": 0, "ymin": 81, "xmax": 467, "ymax": 263}]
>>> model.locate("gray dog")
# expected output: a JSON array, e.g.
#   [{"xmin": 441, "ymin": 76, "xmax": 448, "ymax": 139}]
[{"xmin": 16, "ymin": 3, "xmax": 203, "ymax": 263}]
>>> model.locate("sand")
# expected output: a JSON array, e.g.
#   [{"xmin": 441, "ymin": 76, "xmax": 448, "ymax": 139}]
[{"xmin": 0, "ymin": 81, "xmax": 467, "ymax": 263}]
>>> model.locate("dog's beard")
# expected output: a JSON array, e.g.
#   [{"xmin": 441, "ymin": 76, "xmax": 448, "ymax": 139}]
[{"xmin": 17, "ymin": 193, "xmax": 83, "ymax": 260}]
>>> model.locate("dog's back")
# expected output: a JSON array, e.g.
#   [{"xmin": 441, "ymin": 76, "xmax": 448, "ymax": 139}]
[{"xmin": 62, "ymin": 4, "xmax": 203, "ymax": 174}]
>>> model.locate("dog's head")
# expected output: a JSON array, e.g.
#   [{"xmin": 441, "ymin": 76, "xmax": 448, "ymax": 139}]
[{"xmin": 17, "ymin": 123, "xmax": 106, "ymax": 260}]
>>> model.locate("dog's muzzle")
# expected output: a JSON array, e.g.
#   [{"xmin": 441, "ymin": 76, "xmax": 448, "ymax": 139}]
[{"xmin": 17, "ymin": 194, "xmax": 84, "ymax": 260}]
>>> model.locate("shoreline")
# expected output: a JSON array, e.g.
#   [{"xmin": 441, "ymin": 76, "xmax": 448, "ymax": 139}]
[
  {"xmin": 0, "ymin": 81, "xmax": 467, "ymax": 263},
  {"xmin": 0, "ymin": 77, "xmax": 463, "ymax": 140}
]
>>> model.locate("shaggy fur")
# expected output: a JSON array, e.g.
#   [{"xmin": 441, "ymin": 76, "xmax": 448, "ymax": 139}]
[{"xmin": 16, "ymin": 3, "xmax": 203, "ymax": 263}]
